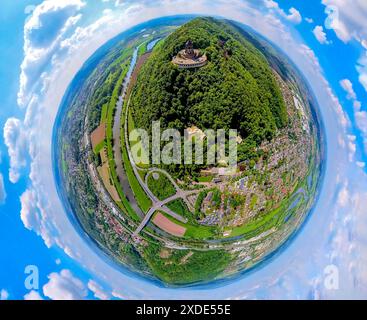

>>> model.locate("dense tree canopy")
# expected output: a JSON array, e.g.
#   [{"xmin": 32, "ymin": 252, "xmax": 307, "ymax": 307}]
[
  {"xmin": 130, "ymin": 17, "xmax": 287, "ymax": 164},
  {"xmin": 131, "ymin": 18, "xmax": 287, "ymax": 139}
]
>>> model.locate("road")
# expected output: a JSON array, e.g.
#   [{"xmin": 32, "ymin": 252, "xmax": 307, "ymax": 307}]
[{"xmin": 132, "ymin": 189, "xmax": 205, "ymax": 236}]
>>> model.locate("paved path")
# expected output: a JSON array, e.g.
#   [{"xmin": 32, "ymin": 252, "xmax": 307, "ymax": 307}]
[
  {"xmin": 144, "ymin": 169, "xmax": 196, "ymax": 212},
  {"xmin": 132, "ymin": 185, "xmax": 207, "ymax": 236}
]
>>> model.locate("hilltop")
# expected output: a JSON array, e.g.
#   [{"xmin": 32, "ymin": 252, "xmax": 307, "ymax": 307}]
[{"xmin": 130, "ymin": 17, "xmax": 287, "ymax": 162}]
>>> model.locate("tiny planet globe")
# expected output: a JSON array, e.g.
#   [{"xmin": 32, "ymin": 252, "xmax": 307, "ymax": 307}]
[{"xmin": 54, "ymin": 17, "xmax": 323, "ymax": 286}]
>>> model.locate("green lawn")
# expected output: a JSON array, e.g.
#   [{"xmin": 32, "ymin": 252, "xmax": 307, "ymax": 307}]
[
  {"xmin": 93, "ymin": 140, "xmax": 105, "ymax": 155},
  {"xmin": 249, "ymin": 194, "xmax": 258, "ymax": 210},
  {"xmin": 138, "ymin": 41, "xmax": 148, "ymax": 57},
  {"xmin": 121, "ymin": 102, "xmax": 152, "ymax": 213},
  {"xmin": 128, "ymin": 108, "xmax": 150, "ymax": 169},
  {"xmin": 100, "ymin": 103, "xmax": 108, "ymax": 123},
  {"xmin": 198, "ymin": 175, "xmax": 214, "ymax": 183}
]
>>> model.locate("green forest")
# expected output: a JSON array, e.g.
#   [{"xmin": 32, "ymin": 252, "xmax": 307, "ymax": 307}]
[{"xmin": 129, "ymin": 17, "xmax": 287, "ymax": 171}]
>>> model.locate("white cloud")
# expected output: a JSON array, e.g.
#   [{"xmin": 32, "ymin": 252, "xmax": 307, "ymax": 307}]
[
  {"xmin": 60, "ymin": 9, "xmax": 115, "ymax": 54},
  {"xmin": 20, "ymin": 188, "xmax": 58, "ymax": 248},
  {"xmin": 24, "ymin": 290, "xmax": 44, "ymax": 300},
  {"xmin": 323, "ymin": 0, "xmax": 367, "ymax": 92},
  {"xmin": 355, "ymin": 110, "xmax": 367, "ymax": 151},
  {"xmin": 112, "ymin": 290, "xmax": 125, "ymax": 300},
  {"xmin": 355, "ymin": 111, "xmax": 367, "ymax": 132},
  {"xmin": 344, "ymin": 191, "xmax": 367, "ymax": 292},
  {"xmin": 357, "ymin": 53, "xmax": 367, "ymax": 92},
  {"xmin": 305, "ymin": 17, "xmax": 314, "ymax": 24},
  {"xmin": 20, "ymin": 189, "xmax": 40, "ymax": 230},
  {"xmin": 0, "ymin": 174, "xmax": 6, "ymax": 204},
  {"xmin": 296, "ymin": 44, "xmax": 349, "ymax": 129},
  {"xmin": 286, "ymin": 8, "xmax": 302, "ymax": 24},
  {"xmin": 43, "ymin": 269, "xmax": 87, "ymax": 300},
  {"xmin": 3, "ymin": 118, "xmax": 28, "ymax": 183},
  {"xmin": 347, "ymin": 135, "xmax": 357, "ymax": 162},
  {"xmin": 264, "ymin": 0, "xmax": 302, "ymax": 24},
  {"xmin": 323, "ymin": 0, "xmax": 367, "ymax": 43},
  {"xmin": 18, "ymin": 0, "xmax": 85, "ymax": 106},
  {"xmin": 337, "ymin": 184, "xmax": 350, "ymax": 208},
  {"xmin": 339, "ymin": 79, "xmax": 367, "ymax": 154},
  {"xmin": 340, "ymin": 79, "xmax": 357, "ymax": 100},
  {"xmin": 313, "ymin": 25, "xmax": 331, "ymax": 45},
  {"xmin": 88, "ymin": 280, "xmax": 111, "ymax": 300},
  {"xmin": 0, "ymin": 289, "xmax": 9, "ymax": 300},
  {"xmin": 356, "ymin": 161, "xmax": 366, "ymax": 168}
]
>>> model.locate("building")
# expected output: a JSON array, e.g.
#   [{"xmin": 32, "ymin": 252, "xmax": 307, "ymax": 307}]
[{"xmin": 172, "ymin": 40, "xmax": 208, "ymax": 69}]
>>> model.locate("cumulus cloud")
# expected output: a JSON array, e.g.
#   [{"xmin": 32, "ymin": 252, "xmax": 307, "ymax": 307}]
[
  {"xmin": 0, "ymin": 289, "xmax": 9, "ymax": 300},
  {"xmin": 88, "ymin": 280, "xmax": 111, "ymax": 300},
  {"xmin": 305, "ymin": 17, "xmax": 314, "ymax": 24},
  {"xmin": 349, "ymin": 191, "xmax": 367, "ymax": 291},
  {"xmin": 20, "ymin": 189, "xmax": 41, "ymax": 231},
  {"xmin": 357, "ymin": 54, "xmax": 367, "ymax": 92},
  {"xmin": 339, "ymin": 79, "xmax": 367, "ymax": 154},
  {"xmin": 313, "ymin": 25, "xmax": 331, "ymax": 45},
  {"xmin": 24, "ymin": 290, "xmax": 44, "ymax": 300},
  {"xmin": 264, "ymin": 0, "xmax": 302, "ymax": 24},
  {"xmin": 112, "ymin": 290, "xmax": 125, "ymax": 300},
  {"xmin": 18, "ymin": 0, "xmax": 85, "ymax": 106},
  {"xmin": 297, "ymin": 44, "xmax": 349, "ymax": 129},
  {"xmin": 340, "ymin": 79, "xmax": 357, "ymax": 100},
  {"xmin": 337, "ymin": 183, "xmax": 350, "ymax": 207},
  {"xmin": 0, "ymin": 174, "xmax": 6, "ymax": 204},
  {"xmin": 286, "ymin": 7, "xmax": 302, "ymax": 24},
  {"xmin": 3, "ymin": 118, "xmax": 28, "ymax": 183},
  {"xmin": 346, "ymin": 135, "xmax": 357, "ymax": 162},
  {"xmin": 356, "ymin": 161, "xmax": 366, "ymax": 168},
  {"xmin": 355, "ymin": 110, "xmax": 367, "ymax": 151},
  {"xmin": 60, "ymin": 9, "xmax": 115, "ymax": 54},
  {"xmin": 323, "ymin": 0, "xmax": 367, "ymax": 92},
  {"xmin": 323, "ymin": 0, "xmax": 367, "ymax": 43},
  {"xmin": 20, "ymin": 188, "xmax": 58, "ymax": 248},
  {"xmin": 43, "ymin": 269, "xmax": 87, "ymax": 300}
]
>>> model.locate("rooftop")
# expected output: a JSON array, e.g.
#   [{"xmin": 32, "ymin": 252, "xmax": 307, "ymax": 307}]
[{"xmin": 172, "ymin": 40, "xmax": 207, "ymax": 69}]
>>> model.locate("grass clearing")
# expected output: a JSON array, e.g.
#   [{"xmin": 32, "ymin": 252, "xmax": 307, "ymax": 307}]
[
  {"xmin": 121, "ymin": 102, "xmax": 152, "ymax": 213},
  {"xmin": 100, "ymin": 103, "xmax": 108, "ymax": 123},
  {"xmin": 93, "ymin": 140, "xmax": 105, "ymax": 155},
  {"xmin": 198, "ymin": 175, "xmax": 214, "ymax": 183}
]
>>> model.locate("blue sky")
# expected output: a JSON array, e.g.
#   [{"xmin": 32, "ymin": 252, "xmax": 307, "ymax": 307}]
[{"xmin": 0, "ymin": 0, "xmax": 367, "ymax": 300}]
